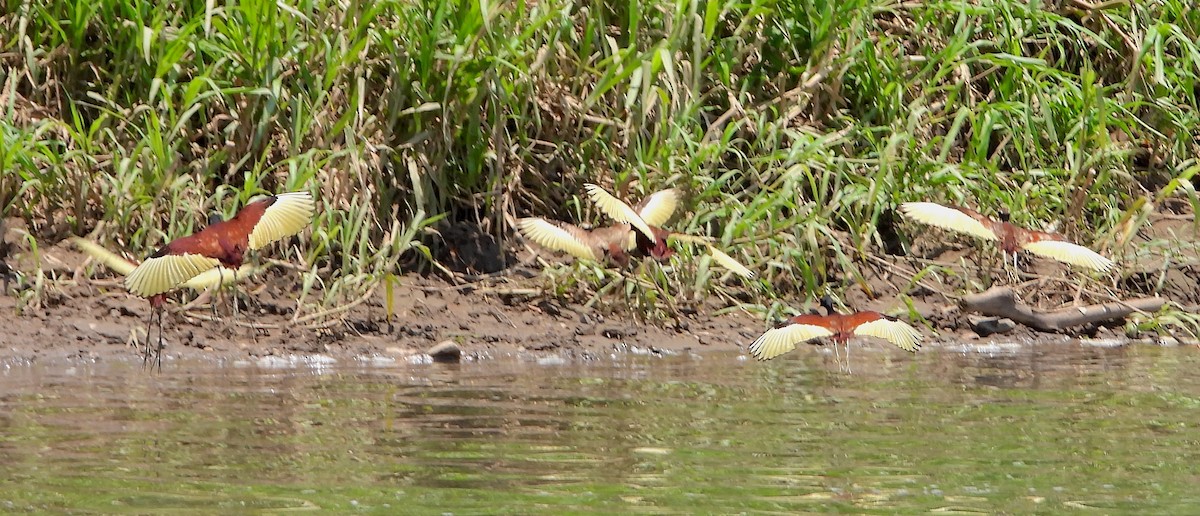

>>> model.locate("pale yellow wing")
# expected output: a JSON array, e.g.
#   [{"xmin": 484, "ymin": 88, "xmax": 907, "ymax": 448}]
[
  {"xmin": 660, "ymin": 234, "xmax": 754, "ymax": 279},
  {"xmin": 583, "ymin": 183, "xmax": 657, "ymax": 242},
  {"xmin": 636, "ymin": 189, "xmax": 679, "ymax": 227},
  {"xmin": 748, "ymin": 323, "xmax": 834, "ymax": 361},
  {"xmin": 1020, "ymin": 240, "xmax": 1115, "ymax": 272},
  {"xmin": 852, "ymin": 318, "xmax": 923, "ymax": 352},
  {"xmin": 71, "ymin": 237, "xmax": 136, "ymax": 276},
  {"xmin": 667, "ymin": 233, "xmax": 713, "ymax": 245},
  {"xmin": 182, "ymin": 264, "xmax": 260, "ymax": 290},
  {"xmin": 247, "ymin": 191, "xmax": 316, "ymax": 250},
  {"xmin": 516, "ymin": 218, "xmax": 599, "ymax": 261},
  {"xmin": 124, "ymin": 253, "xmax": 221, "ymax": 298},
  {"xmin": 898, "ymin": 202, "xmax": 999, "ymax": 241},
  {"xmin": 706, "ymin": 246, "xmax": 755, "ymax": 279}
]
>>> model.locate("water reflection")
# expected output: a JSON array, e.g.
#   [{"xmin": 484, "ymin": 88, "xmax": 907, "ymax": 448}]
[{"xmin": 0, "ymin": 342, "xmax": 1197, "ymax": 512}]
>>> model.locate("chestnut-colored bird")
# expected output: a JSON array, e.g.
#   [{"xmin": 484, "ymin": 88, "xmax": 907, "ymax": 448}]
[
  {"xmin": 124, "ymin": 190, "xmax": 315, "ymax": 367},
  {"xmin": 898, "ymin": 202, "xmax": 1115, "ymax": 272},
  {"xmin": 72, "ymin": 237, "xmax": 258, "ymax": 292},
  {"xmin": 583, "ymin": 183, "xmax": 754, "ymax": 278},
  {"xmin": 73, "ymin": 237, "xmax": 259, "ymax": 351},
  {"xmin": 748, "ymin": 296, "xmax": 922, "ymax": 362},
  {"xmin": 516, "ymin": 185, "xmax": 754, "ymax": 278}
]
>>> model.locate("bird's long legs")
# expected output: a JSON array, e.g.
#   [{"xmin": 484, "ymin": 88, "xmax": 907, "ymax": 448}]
[
  {"xmin": 141, "ymin": 307, "xmax": 163, "ymax": 371},
  {"xmin": 142, "ymin": 309, "xmax": 155, "ymax": 368},
  {"xmin": 154, "ymin": 309, "xmax": 163, "ymax": 370},
  {"xmin": 211, "ymin": 271, "xmax": 220, "ymax": 322},
  {"xmin": 231, "ymin": 282, "xmax": 256, "ymax": 342},
  {"xmin": 829, "ymin": 341, "xmax": 853, "ymax": 374},
  {"xmin": 1007, "ymin": 250, "xmax": 1019, "ymax": 282},
  {"xmin": 215, "ymin": 268, "xmax": 243, "ymax": 339}
]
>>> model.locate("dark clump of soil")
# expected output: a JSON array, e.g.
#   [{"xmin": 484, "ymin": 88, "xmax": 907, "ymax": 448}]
[{"xmin": 432, "ymin": 220, "xmax": 516, "ymax": 275}]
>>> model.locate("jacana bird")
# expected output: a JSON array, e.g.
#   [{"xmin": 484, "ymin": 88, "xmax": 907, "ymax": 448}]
[
  {"xmin": 516, "ymin": 219, "xmax": 641, "ymax": 267},
  {"xmin": 72, "ymin": 237, "xmax": 259, "ymax": 293},
  {"xmin": 898, "ymin": 202, "xmax": 1115, "ymax": 272},
  {"xmin": 124, "ymin": 190, "xmax": 315, "ymax": 366},
  {"xmin": 516, "ymin": 185, "xmax": 754, "ymax": 278},
  {"xmin": 516, "ymin": 185, "xmax": 679, "ymax": 267},
  {"xmin": 73, "ymin": 237, "xmax": 259, "ymax": 350},
  {"xmin": 582, "ymin": 183, "xmax": 674, "ymax": 259},
  {"xmin": 748, "ymin": 296, "xmax": 922, "ymax": 363},
  {"xmin": 585, "ymin": 183, "xmax": 754, "ymax": 278}
]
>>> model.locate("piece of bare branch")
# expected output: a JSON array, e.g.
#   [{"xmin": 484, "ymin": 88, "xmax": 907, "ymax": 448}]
[{"xmin": 961, "ymin": 286, "xmax": 1164, "ymax": 331}]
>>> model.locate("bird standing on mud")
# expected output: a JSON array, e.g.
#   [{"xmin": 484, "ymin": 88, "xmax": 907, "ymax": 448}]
[
  {"xmin": 898, "ymin": 202, "xmax": 1115, "ymax": 272},
  {"xmin": 516, "ymin": 184, "xmax": 754, "ymax": 279},
  {"xmin": 748, "ymin": 296, "xmax": 922, "ymax": 369},
  {"xmin": 124, "ymin": 190, "xmax": 315, "ymax": 367}
]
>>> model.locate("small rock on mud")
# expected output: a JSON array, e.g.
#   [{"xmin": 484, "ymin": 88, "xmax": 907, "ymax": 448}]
[
  {"xmin": 969, "ymin": 315, "xmax": 1016, "ymax": 337},
  {"xmin": 427, "ymin": 340, "xmax": 462, "ymax": 362}
]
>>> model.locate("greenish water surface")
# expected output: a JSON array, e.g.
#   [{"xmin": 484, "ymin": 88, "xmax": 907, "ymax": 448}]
[{"xmin": 1, "ymin": 342, "xmax": 1198, "ymax": 513}]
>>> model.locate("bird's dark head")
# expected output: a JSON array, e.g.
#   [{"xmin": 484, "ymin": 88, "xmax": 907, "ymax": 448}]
[
  {"xmin": 207, "ymin": 213, "xmax": 225, "ymax": 226},
  {"xmin": 818, "ymin": 295, "xmax": 837, "ymax": 315},
  {"xmin": 634, "ymin": 228, "xmax": 673, "ymax": 261},
  {"xmin": 997, "ymin": 210, "xmax": 1011, "ymax": 222}
]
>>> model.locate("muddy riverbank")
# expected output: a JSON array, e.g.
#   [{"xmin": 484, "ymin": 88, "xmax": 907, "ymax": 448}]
[
  {"xmin": 0, "ymin": 212, "xmax": 1193, "ymax": 367},
  {"xmin": 0, "ymin": 266, "xmax": 1135, "ymax": 368}
]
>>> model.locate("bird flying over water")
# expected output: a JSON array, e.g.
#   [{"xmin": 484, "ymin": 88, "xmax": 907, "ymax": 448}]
[{"xmin": 749, "ymin": 296, "xmax": 922, "ymax": 361}]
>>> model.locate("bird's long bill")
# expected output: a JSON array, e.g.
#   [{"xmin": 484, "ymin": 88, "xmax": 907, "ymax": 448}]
[
  {"xmin": 124, "ymin": 253, "xmax": 222, "ymax": 298},
  {"xmin": 898, "ymin": 202, "xmax": 999, "ymax": 241},
  {"xmin": 516, "ymin": 218, "xmax": 599, "ymax": 261},
  {"xmin": 748, "ymin": 323, "xmax": 834, "ymax": 360},
  {"xmin": 852, "ymin": 318, "xmax": 922, "ymax": 352},
  {"xmin": 1020, "ymin": 240, "xmax": 1116, "ymax": 272},
  {"xmin": 635, "ymin": 189, "xmax": 680, "ymax": 227},
  {"xmin": 247, "ymin": 191, "xmax": 316, "ymax": 250},
  {"xmin": 583, "ymin": 183, "xmax": 657, "ymax": 242}
]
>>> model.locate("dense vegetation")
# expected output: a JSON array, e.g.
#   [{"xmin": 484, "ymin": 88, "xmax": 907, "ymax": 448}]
[{"xmin": 2, "ymin": 1, "xmax": 1197, "ymax": 332}]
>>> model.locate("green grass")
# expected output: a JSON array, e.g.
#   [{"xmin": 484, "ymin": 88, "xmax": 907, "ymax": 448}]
[{"xmin": 1, "ymin": 0, "xmax": 1198, "ymax": 335}]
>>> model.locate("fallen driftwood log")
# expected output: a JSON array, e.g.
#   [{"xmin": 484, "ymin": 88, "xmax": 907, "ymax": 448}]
[{"xmin": 961, "ymin": 286, "xmax": 1166, "ymax": 332}]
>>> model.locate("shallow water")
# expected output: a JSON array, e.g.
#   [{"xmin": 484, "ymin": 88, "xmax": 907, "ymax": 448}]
[{"xmin": 2, "ymin": 342, "xmax": 1199, "ymax": 513}]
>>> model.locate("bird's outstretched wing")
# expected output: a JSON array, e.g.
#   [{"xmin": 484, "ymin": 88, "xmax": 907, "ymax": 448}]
[
  {"xmin": 748, "ymin": 322, "xmax": 834, "ymax": 360},
  {"xmin": 124, "ymin": 252, "xmax": 221, "ymax": 298},
  {"xmin": 71, "ymin": 237, "xmax": 136, "ymax": 276},
  {"xmin": 705, "ymin": 246, "xmax": 755, "ymax": 279},
  {"xmin": 898, "ymin": 202, "xmax": 999, "ymax": 241},
  {"xmin": 583, "ymin": 183, "xmax": 657, "ymax": 242},
  {"xmin": 1020, "ymin": 239, "xmax": 1115, "ymax": 272},
  {"xmin": 852, "ymin": 317, "xmax": 923, "ymax": 352},
  {"xmin": 75, "ymin": 238, "xmax": 259, "ymax": 292},
  {"xmin": 247, "ymin": 191, "xmax": 316, "ymax": 250},
  {"xmin": 635, "ymin": 189, "xmax": 679, "ymax": 227},
  {"xmin": 516, "ymin": 218, "xmax": 600, "ymax": 261}
]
